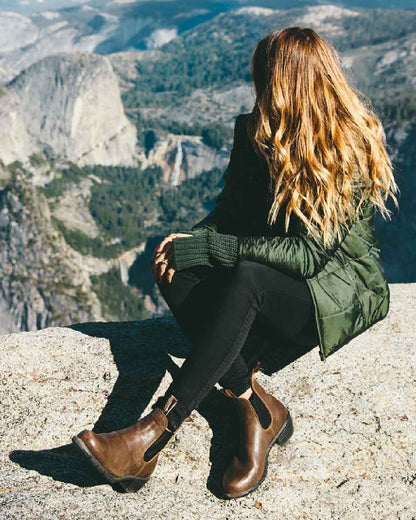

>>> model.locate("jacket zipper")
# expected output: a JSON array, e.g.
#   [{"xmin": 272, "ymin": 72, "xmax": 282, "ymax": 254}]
[{"xmin": 306, "ymin": 278, "xmax": 326, "ymax": 362}]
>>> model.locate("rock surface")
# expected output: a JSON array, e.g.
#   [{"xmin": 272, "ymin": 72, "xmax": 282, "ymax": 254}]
[{"xmin": 0, "ymin": 283, "xmax": 415, "ymax": 519}]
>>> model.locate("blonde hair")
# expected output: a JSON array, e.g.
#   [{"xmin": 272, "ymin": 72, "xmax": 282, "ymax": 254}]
[{"xmin": 248, "ymin": 26, "xmax": 399, "ymax": 247}]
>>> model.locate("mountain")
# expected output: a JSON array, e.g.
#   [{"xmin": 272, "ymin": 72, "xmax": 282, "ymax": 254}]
[
  {"xmin": 0, "ymin": 52, "xmax": 137, "ymax": 166},
  {"xmin": 0, "ymin": 0, "xmax": 234, "ymax": 82},
  {"xmin": 1, "ymin": 0, "xmax": 415, "ymax": 83},
  {"xmin": 117, "ymin": 5, "xmax": 416, "ymax": 123},
  {"xmin": 0, "ymin": 165, "xmax": 105, "ymax": 333},
  {"xmin": 0, "ymin": 0, "xmax": 89, "ymax": 14},
  {"xmin": 0, "ymin": 3, "xmax": 414, "ymax": 334}
]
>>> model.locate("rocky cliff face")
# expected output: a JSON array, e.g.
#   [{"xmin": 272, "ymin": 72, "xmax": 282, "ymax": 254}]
[
  {"xmin": 0, "ymin": 52, "xmax": 137, "ymax": 167},
  {"xmin": 139, "ymin": 134, "xmax": 229, "ymax": 185},
  {"xmin": 0, "ymin": 87, "xmax": 37, "ymax": 165},
  {"xmin": 0, "ymin": 166, "xmax": 110, "ymax": 334}
]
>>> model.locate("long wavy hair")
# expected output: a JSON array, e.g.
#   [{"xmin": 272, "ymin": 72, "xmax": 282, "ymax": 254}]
[{"xmin": 248, "ymin": 26, "xmax": 399, "ymax": 247}]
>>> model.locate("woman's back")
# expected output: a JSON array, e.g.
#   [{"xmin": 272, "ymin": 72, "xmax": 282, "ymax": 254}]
[{"xmin": 192, "ymin": 110, "xmax": 389, "ymax": 361}]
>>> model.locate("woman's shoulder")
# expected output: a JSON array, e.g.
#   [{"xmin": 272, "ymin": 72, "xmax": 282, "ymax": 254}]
[
  {"xmin": 235, "ymin": 112, "xmax": 253, "ymax": 129},
  {"xmin": 237, "ymin": 112, "xmax": 269, "ymax": 167},
  {"xmin": 237, "ymin": 112, "xmax": 253, "ymax": 119},
  {"xmin": 234, "ymin": 112, "xmax": 256, "ymax": 153}
]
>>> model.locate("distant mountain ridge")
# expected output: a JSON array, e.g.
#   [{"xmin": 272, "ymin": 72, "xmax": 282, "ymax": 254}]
[
  {"xmin": 0, "ymin": 0, "xmax": 415, "ymax": 83},
  {"xmin": 1, "ymin": 0, "xmax": 415, "ymax": 16}
]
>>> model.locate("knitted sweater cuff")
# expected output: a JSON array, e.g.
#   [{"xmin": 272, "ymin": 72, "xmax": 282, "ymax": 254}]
[{"xmin": 171, "ymin": 228, "xmax": 239, "ymax": 271}]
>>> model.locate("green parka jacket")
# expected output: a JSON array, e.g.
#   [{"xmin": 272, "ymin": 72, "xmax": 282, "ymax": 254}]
[{"xmin": 190, "ymin": 113, "xmax": 390, "ymax": 364}]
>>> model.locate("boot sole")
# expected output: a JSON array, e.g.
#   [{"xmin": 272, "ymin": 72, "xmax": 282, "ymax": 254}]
[
  {"xmin": 72, "ymin": 435, "xmax": 150, "ymax": 493},
  {"xmin": 222, "ymin": 410, "xmax": 294, "ymax": 500}
]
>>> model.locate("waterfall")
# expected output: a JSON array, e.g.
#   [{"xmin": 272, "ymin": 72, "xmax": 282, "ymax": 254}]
[
  {"xmin": 171, "ymin": 140, "xmax": 183, "ymax": 186},
  {"xmin": 119, "ymin": 254, "xmax": 129, "ymax": 286}
]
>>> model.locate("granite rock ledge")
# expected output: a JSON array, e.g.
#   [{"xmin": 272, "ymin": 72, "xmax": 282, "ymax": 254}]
[{"xmin": 0, "ymin": 283, "xmax": 415, "ymax": 520}]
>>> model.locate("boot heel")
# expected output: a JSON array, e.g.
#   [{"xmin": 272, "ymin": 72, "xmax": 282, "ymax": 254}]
[
  {"xmin": 275, "ymin": 410, "xmax": 294, "ymax": 446},
  {"xmin": 115, "ymin": 476, "xmax": 150, "ymax": 493}
]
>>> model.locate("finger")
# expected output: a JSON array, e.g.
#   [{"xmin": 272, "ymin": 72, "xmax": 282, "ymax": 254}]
[
  {"xmin": 164, "ymin": 243, "xmax": 174, "ymax": 264},
  {"xmin": 152, "ymin": 247, "xmax": 163, "ymax": 265},
  {"xmin": 152, "ymin": 247, "xmax": 165, "ymax": 264},
  {"xmin": 166, "ymin": 267, "xmax": 176, "ymax": 284},
  {"xmin": 153, "ymin": 253, "xmax": 166, "ymax": 268},
  {"xmin": 155, "ymin": 259, "xmax": 168, "ymax": 284},
  {"xmin": 151, "ymin": 241, "xmax": 169, "ymax": 266},
  {"xmin": 154, "ymin": 234, "xmax": 177, "ymax": 261},
  {"xmin": 152, "ymin": 261, "xmax": 160, "ymax": 282},
  {"xmin": 152, "ymin": 241, "xmax": 171, "ymax": 265},
  {"xmin": 153, "ymin": 262, "xmax": 163, "ymax": 284},
  {"xmin": 152, "ymin": 253, "xmax": 167, "ymax": 280},
  {"xmin": 153, "ymin": 232, "xmax": 189, "ymax": 264},
  {"xmin": 155, "ymin": 253, "xmax": 169, "ymax": 279},
  {"xmin": 157, "ymin": 247, "xmax": 174, "ymax": 271}
]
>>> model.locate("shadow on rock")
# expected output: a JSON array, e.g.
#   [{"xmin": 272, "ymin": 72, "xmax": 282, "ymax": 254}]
[
  {"xmin": 10, "ymin": 443, "xmax": 109, "ymax": 488},
  {"xmin": 67, "ymin": 316, "xmax": 193, "ymax": 433},
  {"xmin": 9, "ymin": 316, "xmax": 240, "ymax": 493},
  {"xmin": 9, "ymin": 311, "xmax": 313, "ymax": 495}
]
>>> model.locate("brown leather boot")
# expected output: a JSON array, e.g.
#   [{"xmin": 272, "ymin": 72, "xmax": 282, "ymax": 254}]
[
  {"xmin": 220, "ymin": 364, "xmax": 293, "ymax": 499},
  {"xmin": 72, "ymin": 394, "xmax": 179, "ymax": 492}
]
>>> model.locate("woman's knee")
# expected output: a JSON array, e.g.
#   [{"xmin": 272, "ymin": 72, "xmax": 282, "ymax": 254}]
[
  {"xmin": 228, "ymin": 260, "xmax": 259, "ymax": 282},
  {"xmin": 223, "ymin": 261, "xmax": 261, "ymax": 301},
  {"xmin": 156, "ymin": 267, "xmax": 197, "ymax": 291},
  {"xmin": 156, "ymin": 265, "xmax": 216, "ymax": 314}
]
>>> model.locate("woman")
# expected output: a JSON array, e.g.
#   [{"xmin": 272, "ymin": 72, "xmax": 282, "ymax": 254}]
[{"xmin": 73, "ymin": 27, "xmax": 398, "ymax": 498}]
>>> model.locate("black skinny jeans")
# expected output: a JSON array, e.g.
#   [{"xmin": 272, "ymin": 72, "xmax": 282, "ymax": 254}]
[{"xmin": 156, "ymin": 260, "xmax": 319, "ymax": 431}]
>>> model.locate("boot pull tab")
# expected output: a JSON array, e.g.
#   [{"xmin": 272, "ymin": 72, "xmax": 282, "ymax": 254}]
[
  {"xmin": 252, "ymin": 361, "xmax": 262, "ymax": 375},
  {"xmin": 162, "ymin": 394, "xmax": 178, "ymax": 415},
  {"xmin": 221, "ymin": 388, "xmax": 238, "ymax": 398}
]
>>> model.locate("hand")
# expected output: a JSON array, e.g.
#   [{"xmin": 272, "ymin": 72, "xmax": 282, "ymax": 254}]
[{"xmin": 151, "ymin": 232, "xmax": 193, "ymax": 284}]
